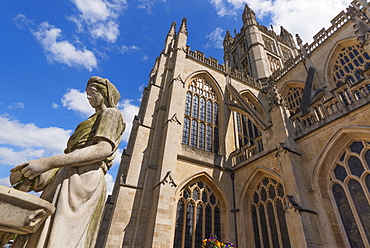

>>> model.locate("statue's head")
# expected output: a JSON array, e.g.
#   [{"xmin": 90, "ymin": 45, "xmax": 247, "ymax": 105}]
[{"xmin": 86, "ymin": 76, "xmax": 121, "ymax": 108}]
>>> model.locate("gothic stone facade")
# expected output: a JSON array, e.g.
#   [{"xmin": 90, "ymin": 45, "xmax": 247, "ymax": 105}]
[{"xmin": 97, "ymin": 1, "xmax": 370, "ymax": 247}]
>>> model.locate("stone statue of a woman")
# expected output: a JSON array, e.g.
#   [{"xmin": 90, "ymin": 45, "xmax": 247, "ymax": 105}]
[{"xmin": 10, "ymin": 76, "xmax": 125, "ymax": 248}]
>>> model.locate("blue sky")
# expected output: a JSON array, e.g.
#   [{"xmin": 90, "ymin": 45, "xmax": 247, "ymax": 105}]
[{"xmin": 0, "ymin": 0, "xmax": 352, "ymax": 194}]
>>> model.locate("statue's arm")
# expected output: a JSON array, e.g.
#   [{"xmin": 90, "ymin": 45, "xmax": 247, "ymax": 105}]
[{"xmin": 10, "ymin": 139, "xmax": 112, "ymax": 180}]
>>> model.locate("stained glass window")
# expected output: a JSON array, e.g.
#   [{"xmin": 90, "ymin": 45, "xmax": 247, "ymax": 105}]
[
  {"xmin": 199, "ymin": 123, "xmax": 205, "ymax": 150},
  {"xmin": 174, "ymin": 200, "xmax": 185, "ymax": 248},
  {"xmin": 182, "ymin": 77, "xmax": 220, "ymax": 153},
  {"xmin": 234, "ymin": 112, "xmax": 263, "ymax": 153},
  {"xmin": 182, "ymin": 117, "xmax": 190, "ymax": 144},
  {"xmin": 330, "ymin": 140, "xmax": 370, "ymax": 246},
  {"xmin": 283, "ymin": 86, "xmax": 304, "ymax": 115},
  {"xmin": 195, "ymin": 204, "xmax": 203, "ymax": 247},
  {"xmin": 332, "ymin": 44, "xmax": 370, "ymax": 87},
  {"xmin": 185, "ymin": 92, "xmax": 192, "ymax": 116},
  {"xmin": 190, "ymin": 120, "xmax": 198, "ymax": 147},
  {"xmin": 250, "ymin": 177, "xmax": 291, "ymax": 248},
  {"xmin": 174, "ymin": 181, "xmax": 222, "ymax": 248},
  {"xmin": 185, "ymin": 202, "xmax": 194, "ymax": 247}
]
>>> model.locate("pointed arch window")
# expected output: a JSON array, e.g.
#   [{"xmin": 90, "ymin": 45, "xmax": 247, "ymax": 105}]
[
  {"xmin": 182, "ymin": 77, "xmax": 220, "ymax": 153},
  {"xmin": 332, "ymin": 44, "xmax": 370, "ymax": 87},
  {"xmin": 250, "ymin": 177, "xmax": 291, "ymax": 248},
  {"xmin": 234, "ymin": 112, "xmax": 263, "ymax": 152},
  {"xmin": 173, "ymin": 181, "xmax": 222, "ymax": 248},
  {"xmin": 329, "ymin": 140, "xmax": 370, "ymax": 247},
  {"xmin": 283, "ymin": 86, "xmax": 303, "ymax": 115}
]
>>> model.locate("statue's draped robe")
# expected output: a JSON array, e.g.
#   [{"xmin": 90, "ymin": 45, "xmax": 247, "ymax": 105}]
[{"xmin": 14, "ymin": 108, "xmax": 124, "ymax": 248}]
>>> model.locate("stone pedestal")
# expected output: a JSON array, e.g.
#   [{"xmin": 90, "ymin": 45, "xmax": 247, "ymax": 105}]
[{"xmin": 0, "ymin": 185, "xmax": 55, "ymax": 247}]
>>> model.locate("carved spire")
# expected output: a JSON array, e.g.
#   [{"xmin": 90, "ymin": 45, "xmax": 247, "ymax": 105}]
[
  {"xmin": 175, "ymin": 17, "xmax": 188, "ymax": 51},
  {"xmin": 167, "ymin": 21, "xmax": 176, "ymax": 38},
  {"xmin": 280, "ymin": 26, "xmax": 295, "ymax": 47},
  {"xmin": 242, "ymin": 4, "xmax": 257, "ymax": 26},
  {"xmin": 223, "ymin": 30, "xmax": 234, "ymax": 48},
  {"xmin": 179, "ymin": 17, "xmax": 188, "ymax": 35},
  {"xmin": 164, "ymin": 21, "xmax": 176, "ymax": 54},
  {"xmin": 150, "ymin": 57, "xmax": 159, "ymax": 78},
  {"xmin": 295, "ymin": 34, "xmax": 303, "ymax": 46},
  {"xmin": 347, "ymin": 4, "xmax": 370, "ymax": 51},
  {"xmin": 267, "ymin": 84, "xmax": 286, "ymax": 110},
  {"xmin": 295, "ymin": 34, "xmax": 308, "ymax": 58}
]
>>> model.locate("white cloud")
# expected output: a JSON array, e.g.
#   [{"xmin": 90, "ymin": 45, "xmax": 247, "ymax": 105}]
[
  {"xmin": 269, "ymin": 0, "xmax": 352, "ymax": 42},
  {"xmin": 72, "ymin": 0, "xmax": 112, "ymax": 21},
  {"xmin": 117, "ymin": 99, "xmax": 140, "ymax": 143},
  {"xmin": 136, "ymin": 0, "xmax": 165, "ymax": 14},
  {"xmin": 112, "ymin": 149, "xmax": 123, "ymax": 167},
  {"xmin": 13, "ymin": 14, "xmax": 98, "ymax": 71},
  {"xmin": 119, "ymin": 45, "xmax": 148, "ymax": 62},
  {"xmin": 0, "ymin": 147, "xmax": 49, "ymax": 166},
  {"xmin": 139, "ymin": 84, "xmax": 146, "ymax": 92},
  {"xmin": 208, "ymin": 0, "xmax": 238, "ymax": 17},
  {"xmin": 60, "ymin": 89, "xmax": 139, "ymax": 143},
  {"xmin": 120, "ymin": 45, "xmax": 141, "ymax": 54},
  {"xmin": 105, "ymin": 173, "xmax": 115, "ymax": 195},
  {"xmin": 103, "ymin": 148, "xmax": 122, "ymax": 195},
  {"xmin": 0, "ymin": 116, "xmax": 71, "ymax": 155},
  {"xmin": 13, "ymin": 13, "xmax": 34, "ymax": 29},
  {"xmin": 90, "ymin": 21, "xmax": 120, "ymax": 42},
  {"xmin": 208, "ymin": 0, "xmax": 352, "ymax": 42},
  {"xmin": 0, "ymin": 116, "xmax": 71, "ymax": 183},
  {"xmin": 69, "ymin": 0, "xmax": 128, "ymax": 42},
  {"xmin": 206, "ymin": 27, "xmax": 225, "ymax": 49},
  {"xmin": 32, "ymin": 22, "xmax": 98, "ymax": 71},
  {"xmin": 8, "ymin": 102, "xmax": 25, "ymax": 110},
  {"xmin": 0, "ymin": 177, "xmax": 11, "ymax": 187},
  {"xmin": 61, "ymin": 89, "xmax": 94, "ymax": 117}
]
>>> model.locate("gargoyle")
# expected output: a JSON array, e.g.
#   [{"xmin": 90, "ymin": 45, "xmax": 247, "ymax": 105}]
[
  {"xmin": 153, "ymin": 171, "xmax": 177, "ymax": 189},
  {"xmin": 286, "ymin": 195, "xmax": 318, "ymax": 215},
  {"xmin": 162, "ymin": 113, "xmax": 181, "ymax": 128}
]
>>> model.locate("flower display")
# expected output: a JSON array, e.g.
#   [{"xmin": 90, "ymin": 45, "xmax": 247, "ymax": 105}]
[{"xmin": 201, "ymin": 238, "xmax": 235, "ymax": 248}]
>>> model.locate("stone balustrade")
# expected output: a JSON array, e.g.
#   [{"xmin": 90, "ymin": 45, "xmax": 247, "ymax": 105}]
[
  {"xmin": 230, "ymin": 136, "xmax": 264, "ymax": 167},
  {"xmin": 186, "ymin": 46, "xmax": 264, "ymax": 89},
  {"xmin": 186, "ymin": 48, "xmax": 225, "ymax": 71},
  {"xmin": 291, "ymin": 77, "xmax": 370, "ymax": 136}
]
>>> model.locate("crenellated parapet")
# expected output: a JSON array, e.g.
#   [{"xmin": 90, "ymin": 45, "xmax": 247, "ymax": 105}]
[
  {"xmin": 265, "ymin": 1, "xmax": 370, "ymax": 84},
  {"xmin": 266, "ymin": 1, "xmax": 367, "ymax": 83},
  {"xmin": 186, "ymin": 46, "xmax": 264, "ymax": 89}
]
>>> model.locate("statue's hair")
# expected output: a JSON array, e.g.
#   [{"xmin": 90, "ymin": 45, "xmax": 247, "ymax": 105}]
[{"xmin": 87, "ymin": 76, "xmax": 121, "ymax": 108}]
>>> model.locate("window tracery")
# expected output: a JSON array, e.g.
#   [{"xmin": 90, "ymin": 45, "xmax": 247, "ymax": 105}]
[
  {"xmin": 330, "ymin": 140, "xmax": 370, "ymax": 247},
  {"xmin": 243, "ymin": 95, "xmax": 257, "ymax": 111},
  {"xmin": 283, "ymin": 86, "xmax": 304, "ymax": 114},
  {"xmin": 241, "ymin": 93, "xmax": 265, "ymax": 117},
  {"xmin": 250, "ymin": 177, "xmax": 291, "ymax": 248},
  {"xmin": 173, "ymin": 181, "xmax": 222, "ymax": 248},
  {"xmin": 280, "ymin": 46, "xmax": 293, "ymax": 62},
  {"xmin": 263, "ymin": 36, "xmax": 277, "ymax": 54},
  {"xmin": 182, "ymin": 77, "xmax": 220, "ymax": 153},
  {"xmin": 268, "ymin": 54, "xmax": 281, "ymax": 73},
  {"xmin": 234, "ymin": 112, "xmax": 263, "ymax": 151},
  {"xmin": 332, "ymin": 44, "xmax": 370, "ymax": 87}
]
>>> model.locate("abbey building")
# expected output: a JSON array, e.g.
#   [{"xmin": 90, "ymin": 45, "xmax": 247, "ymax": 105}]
[{"xmin": 97, "ymin": 1, "xmax": 370, "ymax": 247}]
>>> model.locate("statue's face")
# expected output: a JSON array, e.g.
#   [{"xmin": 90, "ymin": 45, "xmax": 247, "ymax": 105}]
[{"xmin": 86, "ymin": 85, "xmax": 104, "ymax": 109}]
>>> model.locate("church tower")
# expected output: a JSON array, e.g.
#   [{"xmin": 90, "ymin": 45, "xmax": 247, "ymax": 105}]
[
  {"xmin": 97, "ymin": 1, "xmax": 370, "ymax": 247},
  {"xmin": 223, "ymin": 5, "xmax": 298, "ymax": 80}
]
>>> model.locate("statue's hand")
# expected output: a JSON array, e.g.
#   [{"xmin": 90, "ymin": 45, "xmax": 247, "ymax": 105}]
[
  {"xmin": 11, "ymin": 159, "xmax": 51, "ymax": 180},
  {"xmin": 10, "ymin": 163, "xmax": 28, "ymax": 185},
  {"xmin": 9, "ymin": 169, "xmax": 24, "ymax": 185}
]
